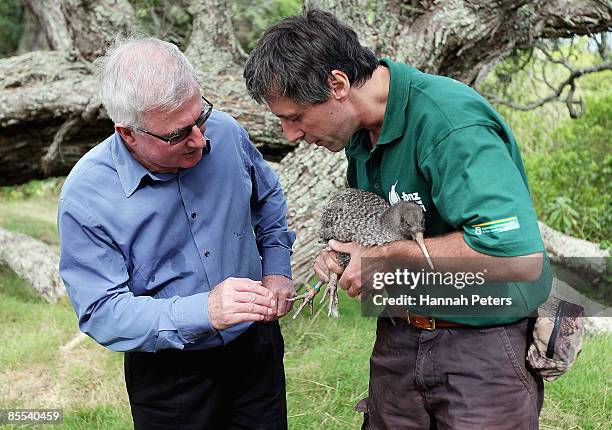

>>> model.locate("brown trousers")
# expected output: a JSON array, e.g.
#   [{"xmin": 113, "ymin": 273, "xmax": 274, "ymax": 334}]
[{"xmin": 362, "ymin": 317, "xmax": 544, "ymax": 430}]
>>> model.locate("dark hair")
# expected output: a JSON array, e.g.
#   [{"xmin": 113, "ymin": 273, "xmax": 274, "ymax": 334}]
[{"xmin": 243, "ymin": 8, "xmax": 379, "ymax": 105}]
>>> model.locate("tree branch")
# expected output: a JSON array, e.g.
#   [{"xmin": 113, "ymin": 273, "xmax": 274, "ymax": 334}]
[
  {"xmin": 479, "ymin": 55, "xmax": 611, "ymax": 117},
  {"xmin": 540, "ymin": 0, "xmax": 612, "ymax": 38},
  {"xmin": 23, "ymin": 0, "xmax": 72, "ymax": 51},
  {"xmin": 41, "ymin": 114, "xmax": 80, "ymax": 174}
]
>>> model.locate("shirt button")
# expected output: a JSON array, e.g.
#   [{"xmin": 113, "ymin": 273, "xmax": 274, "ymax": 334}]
[
  {"xmin": 204, "ymin": 251, "xmax": 210, "ymax": 257},
  {"xmin": 374, "ymin": 183, "xmax": 380, "ymax": 189},
  {"xmin": 191, "ymin": 212, "xmax": 197, "ymax": 219}
]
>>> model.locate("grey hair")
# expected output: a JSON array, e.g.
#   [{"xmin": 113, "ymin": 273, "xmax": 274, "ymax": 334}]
[{"xmin": 95, "ymin": 35, "xmax": 200, "ymax": 128}]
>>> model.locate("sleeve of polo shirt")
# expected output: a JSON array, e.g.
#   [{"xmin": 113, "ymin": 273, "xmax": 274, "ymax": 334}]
[
  {"xmin": 236, "ymin": 125, "xmax": 296, "ymax": 278},
  {"xmin": 58, "ymin": 198, "xmax": 218, "ymax": 352},
  {"xmin": 420, "ymin": 125, "xmax": 544, "ymax": 257}
]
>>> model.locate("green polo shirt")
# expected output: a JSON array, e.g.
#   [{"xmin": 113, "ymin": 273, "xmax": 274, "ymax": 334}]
[{"xmin": 347, "ymin": 58, "xmax": 551, "ymax": 325}]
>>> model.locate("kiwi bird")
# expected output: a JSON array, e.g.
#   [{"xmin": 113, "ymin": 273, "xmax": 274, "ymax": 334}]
[{"xmin": 289, "ymin": 188, "xmax": 434, "ymax": 319}]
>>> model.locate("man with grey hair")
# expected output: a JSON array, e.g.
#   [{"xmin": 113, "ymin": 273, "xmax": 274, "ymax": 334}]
[{"xmin": 58, "ymin": 36, "xmax": 295, "ymax": 429}]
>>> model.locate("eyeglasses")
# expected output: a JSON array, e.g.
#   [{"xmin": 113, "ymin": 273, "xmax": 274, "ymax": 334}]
[{"xmin": 136, "ymin": 96, "xmax": 213, "ymax": 145}]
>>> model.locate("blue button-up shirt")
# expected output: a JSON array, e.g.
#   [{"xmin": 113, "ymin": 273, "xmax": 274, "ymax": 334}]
[{"xmin": 58, "ymin": 110, "xmax": 295, "ymax": 352}]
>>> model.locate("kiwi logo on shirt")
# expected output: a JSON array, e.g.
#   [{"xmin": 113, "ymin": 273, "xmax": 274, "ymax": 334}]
[{"xmin": 389, "ymin": 181, "xmax": 426, "ymax": 212}]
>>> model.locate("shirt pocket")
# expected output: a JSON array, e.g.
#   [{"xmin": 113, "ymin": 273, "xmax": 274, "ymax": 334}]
[
  {"xmin": 230, "ymin": 227, "xmax": 262, "ymax": 279},
  {"xmin": 131, "ymin": 251, "xmax": 191, "ymax": 298}
]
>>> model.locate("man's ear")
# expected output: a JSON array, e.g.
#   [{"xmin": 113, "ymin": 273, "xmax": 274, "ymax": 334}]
[
  {"xmin": 115, "ymin": 123, "xmax": 137, "ymax": 146},
  {"xmin": 329, "ymin": 70, "xmax": 351, "ymax": 101}
]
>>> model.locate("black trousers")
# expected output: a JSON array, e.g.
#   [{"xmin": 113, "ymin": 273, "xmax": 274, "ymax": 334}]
[{"xmin": 124, "ymin": 321, "xmax": 287, "ymax": 430}]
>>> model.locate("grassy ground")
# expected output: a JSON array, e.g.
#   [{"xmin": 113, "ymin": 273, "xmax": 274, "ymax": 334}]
[
  {"xmin": 0, "ymin": 273, "xmax": 610, "ymax": 430},
  {"xmin": 0, "ymin": 180, "xmax": 60, "ymax": 248},
  {"xmin": 0, "ymin": 187, "xmax": 610, "ymax": 429}
]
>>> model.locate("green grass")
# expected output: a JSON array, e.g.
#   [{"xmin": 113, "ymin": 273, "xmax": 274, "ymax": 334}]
[
  {"xmin": 541, "ymin": 334, "xmax": 612, "ymax": 430},
  {"xmin": 61, "ymin": 405, "xmax": 133, "ymax": 430},
  {"xmin": 0, "ymin": 277, "xmax": 610, "ymax": 429},
  {"xmin": 0, "ymin": 202, "xmax": 59, "ymax": 247},
  {"xmin": 0, "ymin": 184, "xmax": 59, "ymax": 247},
  {"xmin": 0, "ymin": 183, "xmax": 132, "ymax": 427},
  {"xmin": 0, "ymin": 267, "xmax": 132, "ymax": 428},
  {"xmin": 282, "ymin": 299, "xmax": 376, "ymax": 428},
  {"xmin": 0, "ymin": 406, "xmax": 132, "ymax": 430},
  {"xmin": 0, "ymin": 266, "xmax": 76, "ymax": 371}
]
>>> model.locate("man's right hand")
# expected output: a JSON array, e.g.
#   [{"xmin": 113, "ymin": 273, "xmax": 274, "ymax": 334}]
[
  {"xmin": 313, "ymin": 248, "xmax": 345, "ymax": 283},
  {"xmin": 208, "ymin": 277, "xmax": 276, "ymax": 330}
]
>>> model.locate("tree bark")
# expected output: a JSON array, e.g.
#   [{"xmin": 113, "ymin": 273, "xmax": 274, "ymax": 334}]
[
  {"xmin": 0, "ymin": 0, "xmax": 295, "ymax": 186},
  {"xmin": 24, "ymin": 0, "xmax": 136, "ymax": 60},
  {"xmin": 0, "ymin": 0, "xmax": 137, "ymax": 185},
  {"xmin": 0, "ymin": 227, "xmax": 64, "ymax": 303},
  {"xmin": 17, "ymin": 4, "xmax": 50, "ymax": 54},
  {"xmin": 539, "ymin": 221, "xmax": 610, "ymax": 283},
  {"xmin": 1, "ymin": 1, "xmax": 609, "ymax": 185},
  {"xmin": 0, "ymin": 51, "xmax": 108, "ymax": 183},
  {"xmin": 311, "ymin": 0, "xmax": 611, "ymax": 84}
]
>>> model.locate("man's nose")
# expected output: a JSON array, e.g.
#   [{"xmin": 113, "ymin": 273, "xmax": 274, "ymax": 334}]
[
  {"xmin": 280, "ymin": 120, "xmax": 304, "ymax": 144},
  {"xmin": 186, "ymin": 124, "xmax": 207, "ymax": 147}
]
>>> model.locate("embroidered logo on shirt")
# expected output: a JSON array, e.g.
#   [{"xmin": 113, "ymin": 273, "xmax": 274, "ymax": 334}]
[
  {"xmin": 471, "ymin": 217, "xmax": 520, "ymax": 235},
  {"xmin": 389, "ymin": 181, "xmax": 426, "ymax": 211}
]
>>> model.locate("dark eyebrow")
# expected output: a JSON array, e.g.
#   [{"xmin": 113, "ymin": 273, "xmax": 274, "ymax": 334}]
[{"xmin": 275, "ymin": 112, "xmax": 300, "ymax": 120}]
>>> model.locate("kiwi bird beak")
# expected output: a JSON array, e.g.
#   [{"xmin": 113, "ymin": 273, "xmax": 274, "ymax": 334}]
[{"xmin": 414, "ymin": 232, "xmax": 434, "ymax": 270}]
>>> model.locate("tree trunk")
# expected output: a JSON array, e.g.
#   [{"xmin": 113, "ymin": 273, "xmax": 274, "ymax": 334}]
[
  {"xmin": 1, "ymin": 0, "xmax": 608, "ymax": 185},
  {"xmin": 0, "ymin": 0, "xmax": 294, "ymax": 187},
  {"xmin": 0, "ymin": 227, "xmax": 64, "ymax": 302},
  {"xmin": 24, "ymin": 0, "xmax": 136, "ymax": 60},
  {"xmin": 539, "ymin": 221, "xmax": 610, "ymax": 282},
  {"xmin": 1, "ymin": 0, "xmax": 137, "ymax": 185},
  {"xmin": 0, "ymin": 51, "xmax": 109, "ymax": 183},
  {"xmin": 16, "ymin": 5, "xmax": 50, "ymax": 54},
  {"xmin": 278, "ymin": 144, "xmax": 348, "ymax": 284}
]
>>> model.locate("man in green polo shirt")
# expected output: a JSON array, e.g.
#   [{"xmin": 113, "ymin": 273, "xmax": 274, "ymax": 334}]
[{"xmin": 245, "ymin": 8, "xmax": 551, "ymax": 430}]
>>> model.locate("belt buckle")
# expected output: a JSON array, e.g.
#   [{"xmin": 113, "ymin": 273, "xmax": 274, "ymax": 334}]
[{"xmin": 407, "ymin": 313, "xmax": 436, "ymax": 331}]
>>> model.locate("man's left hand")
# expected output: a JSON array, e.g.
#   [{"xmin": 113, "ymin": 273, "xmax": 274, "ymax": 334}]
[
  {"xmin": 328, "ymin": 240, "xmax": 382, "ymax": 298},
  {"xmin": 262, "ymin": 274, "xmax": 296, "ymax": 320}
]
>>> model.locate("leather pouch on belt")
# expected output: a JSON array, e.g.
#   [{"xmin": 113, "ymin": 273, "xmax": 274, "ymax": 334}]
[{"xmin": 527, "ymin": 296, "xmax": 584, "ymax": 381}]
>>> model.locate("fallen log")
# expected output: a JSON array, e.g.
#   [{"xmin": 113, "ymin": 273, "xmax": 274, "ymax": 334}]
[
  {"xmin": 539, "ymin": 221, "xmax": 609, "ymax": 283},
  {"xmin": 0, "ymin": 227, "xmax": 64, "ymax": 302}
]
